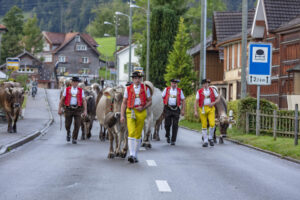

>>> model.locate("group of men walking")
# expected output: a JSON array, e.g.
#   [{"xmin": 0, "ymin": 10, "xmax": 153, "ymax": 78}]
[{"xmin": 58, "ymin": 71, "xmax": 220, "ymax": 164}]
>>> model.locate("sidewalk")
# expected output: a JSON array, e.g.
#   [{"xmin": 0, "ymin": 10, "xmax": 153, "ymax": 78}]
[{"xmin": 0, "ymin": 88, "xmax": 53, "ymax": 154}]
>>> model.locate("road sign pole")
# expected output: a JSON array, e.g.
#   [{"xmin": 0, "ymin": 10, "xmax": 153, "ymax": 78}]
[{"xmin": 256, "ymin": 85, "xmax": 261, "ymax": 136}]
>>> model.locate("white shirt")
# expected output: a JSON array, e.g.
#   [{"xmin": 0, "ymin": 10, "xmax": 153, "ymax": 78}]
[
  {"xmin": 63, "ymin": 87, "xmax": 85, "ymax": 106},
  {"xmin": 124, "ymin": 84, "xmax": 151, "ymax": 106},
  {"xmin": 196, "ymin": 87, "xmax": 219, "ymax": 106},
  {"xmin": 162, "ymin": 87, "xmax": 185, "ymax": 106}
]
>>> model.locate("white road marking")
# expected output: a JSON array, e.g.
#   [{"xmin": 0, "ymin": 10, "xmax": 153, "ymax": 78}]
[
  {"xmin": 155, "ymin": 180, "xmax": 172, "ymax": 192},
  {"xmin": 146, "ymin": 160, "xmax": 157, "ymax": 166},
  {"xmin": 139, "ymin": 147, "xmax": 146, "ymax": 151}
]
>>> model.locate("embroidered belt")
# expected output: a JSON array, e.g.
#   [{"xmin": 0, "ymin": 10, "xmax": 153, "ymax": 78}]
[
  {"xmin": 170, "ymin": 95, "xmax": 177, "ymax": 98},
  {"xmin": 135, "ymin": 94, "xmax": 140, "ymax": 98},
  {"xmin": 71, "ymin": 94, "xmax": 77, "ymax": 97},
  {"xmin": 168, "ymin": 105, "xmax": 178, "ymax": 111}
]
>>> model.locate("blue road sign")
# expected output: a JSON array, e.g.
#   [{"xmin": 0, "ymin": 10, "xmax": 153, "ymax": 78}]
[{"xmin": 248, "ymin": 43, "xmax": 272, "ymax": 85}]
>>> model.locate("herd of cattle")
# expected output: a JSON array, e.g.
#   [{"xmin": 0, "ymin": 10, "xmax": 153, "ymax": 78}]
[{"xmin": 0, "ymin": 78, "xmax": 231, "ymax": 158}]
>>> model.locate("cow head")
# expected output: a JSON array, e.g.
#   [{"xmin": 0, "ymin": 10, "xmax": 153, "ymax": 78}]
[
  {"xmin": 5, "ymin": 87, "xmax": 24, "ymax": 110},
  {"xmin": 219, "ymin": 115, "xmax": 229, "ymax": 135}
]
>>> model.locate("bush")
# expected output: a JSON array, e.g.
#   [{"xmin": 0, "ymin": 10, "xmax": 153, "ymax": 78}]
[
  {"xmin": 184, "ymin": 95, "xmax": 200, "ymax": 123},
  {"xmin": 15, "ymin": 75, "xmax": 29, "ymax": 91},
  {"xmin": 227, "ymin": 100, "xmax": 239, "ymax": 121}
]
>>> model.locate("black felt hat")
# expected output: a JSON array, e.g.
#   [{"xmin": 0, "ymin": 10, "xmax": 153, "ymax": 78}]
[
  {"xmin": 130, "ymin": 71, "xmax": 144, "ymax": 78},
  {"xmin": 201, "ymin": 79, "xmax": 211, "ymax": 84},
  {"xmin": 71, "ymin": 76, "xmax": 81, "ymax": 82},
  {"xmin": 170, "ymin": 79, "xmax": 180, "ymax": 83}
]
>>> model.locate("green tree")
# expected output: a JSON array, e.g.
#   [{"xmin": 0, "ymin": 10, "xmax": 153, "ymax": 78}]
[
  {"xmin": 0, "ymin": 6, "xmax": 24, "ymax": 64},
  {"xmin": 164, "ymin": 17, "xmax": 196, "ymax": 96},
  {"xmin": 22, "ymin": 14, "xmax": 43, "ymax": 54},
  {"xmin": 140, "ymin": 6, "xmax": 178, "ymax": 89}
]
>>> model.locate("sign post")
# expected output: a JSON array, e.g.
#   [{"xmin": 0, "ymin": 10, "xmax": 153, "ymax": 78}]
[{"xmin": 248, "ymin": 43, "xmax": 272, "ymax": 136}]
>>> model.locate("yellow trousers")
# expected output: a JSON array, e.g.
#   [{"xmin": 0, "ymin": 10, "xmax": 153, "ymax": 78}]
[
  {"xmin": 126, "ymin": 108, "xmax": 147, "ymax": 139},
  {"xmin": 199, "ymin": 106, "xmax": 215, "ymax": 129}
]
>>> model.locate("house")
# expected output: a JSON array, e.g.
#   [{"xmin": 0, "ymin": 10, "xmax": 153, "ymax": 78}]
[
  {"xmin": 38, "ymin": 31, "xmax": 101, "ymax": 87},
  {"xmin": 0, "ymin": 50, "xmax": 42, "ymax": 81},
  {"xmin": 116, "ymin": 43, "xmax": 140, "ymax": 86}
]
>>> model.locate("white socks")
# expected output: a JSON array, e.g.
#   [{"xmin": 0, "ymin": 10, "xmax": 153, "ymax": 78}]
[
  {"xmin": 202, "ymin": 129, "xmax": 208, "ymax": 143},
  {"xmin": 128, "ymin": 137, "xmax": 141, "ymax": 158},
  {"xmin": 209, "ymin": 127, "xmax": 215, "ymax": 140}
]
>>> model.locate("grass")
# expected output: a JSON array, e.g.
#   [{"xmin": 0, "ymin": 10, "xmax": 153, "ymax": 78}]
[
  {"xmin": 179, "ymin": 119, "xmax": 300, "ymax": 161},
  {"xmin": 99, "ymin": 68, "xmax": 110, "ymax": 79},
  {"xmin": 22, "ymin": 95, "xmax": 28, "ymax": 109},
  {"xmin": 95, "ymin": 37, "xmax": 116, "ymax": 60}
]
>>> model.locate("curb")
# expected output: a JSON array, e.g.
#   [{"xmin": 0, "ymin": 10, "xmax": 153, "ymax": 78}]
[
  {"xmin": 0, "ymin": 89, "xmax": 54, "ymax": 155},
  {"xmin": 179, "ymin": 126, "xmax": 300, "ymax": 165}
]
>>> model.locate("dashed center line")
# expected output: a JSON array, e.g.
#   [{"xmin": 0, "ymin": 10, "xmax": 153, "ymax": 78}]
[
  {"xmin": 146, "ymin": 160, "xmax": 157, "ymax": 166},
  {"xmin": 155, "ymin": 180, "xmax": 172, "ymax": 192}
]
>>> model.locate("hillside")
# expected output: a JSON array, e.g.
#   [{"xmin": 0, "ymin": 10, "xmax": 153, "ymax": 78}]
[{"xmin": 95, "ymin": 37, "xmax": 116, "ymax": 60}]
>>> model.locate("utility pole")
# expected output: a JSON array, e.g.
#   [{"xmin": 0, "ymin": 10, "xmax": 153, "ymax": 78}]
[
  {"xmin": 146, "ymin": 0, "xmax": 150, "ymax": 81},
  {"xmin": 241, "ymin": 0, "xmax": 248, "ymax": 98},
  {"xmin": 200, "ymin": 0, "xmax": 207, "ymax": 87},
  {"xmin": 128, "ymin": 0, "xmax": 133, "ymax": 81},
  {"xmin": 115, "ymin": 16, "xmax": 119, "ymax": 85}
]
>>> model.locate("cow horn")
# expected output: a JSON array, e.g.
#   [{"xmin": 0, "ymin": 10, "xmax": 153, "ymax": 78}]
[{"xmin": 5, "ymin": 88, "xmax": 11, "ymax": 95}]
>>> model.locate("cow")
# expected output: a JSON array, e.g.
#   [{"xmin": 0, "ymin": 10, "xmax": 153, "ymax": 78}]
[
  {"xmin": 96, "ymin": 86, "xmax": 128, "ymax": 158},
  {"xmin": 0, "ymin": 84, "xmax": 24, "ymax": 133},
  {"xmin": 80, "ymin": 88, "xmax": 96, "ymax": 140},
  {"xmin": 152, "ymin": 112, "xmax": 165, "ymax": 141},
  {"xmin": 141, "ymin": 81, "xmax": 164, "ymax": 148}
]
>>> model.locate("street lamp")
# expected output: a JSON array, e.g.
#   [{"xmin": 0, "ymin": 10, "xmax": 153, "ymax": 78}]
[
  {"xmin": 130, "ymin": 0, "xmax": 150, "ymax": 81},
  {"xmin": 104, "ymin": 18, "xmax": 119, "ymax": 85},
  {"xmin": 103, "ymin": 33, "xmax": 111, "ymax": 81},
  {"xmin": 115, "ymin": 8, "xmax": 132, "ymax": 82}
]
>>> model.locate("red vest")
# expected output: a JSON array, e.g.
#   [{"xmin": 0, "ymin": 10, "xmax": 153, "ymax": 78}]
[
  {"xmin": 198, "ymin": 87, "xmax": 215, "ymax": 107},
  {"xmin": 127, "ymin": 83, "xmax": 147, "ymax": 108},
  {"xmin": 163, "ymin": 87, "xmax": 182, "ymax": 106},
  {"xmin": 65, "ymin": 87, "xmax": 83, "ymax": 106}
]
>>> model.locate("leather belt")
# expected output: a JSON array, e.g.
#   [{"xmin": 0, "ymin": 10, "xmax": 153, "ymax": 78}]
[
  {"xmin": 67, "ymin": 105, "xmax": 82, "ymax": 109},
  {"xmin": 168, "ymin": 105, "xmax": 178, "ymax": 111}
]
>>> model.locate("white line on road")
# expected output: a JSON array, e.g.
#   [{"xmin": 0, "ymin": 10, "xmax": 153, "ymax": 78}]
[
  {"xmin": 155, "ymin": 180, "xmax": 172, "ymax": 192},
  {"xmin": 146, "ymin": 160, "xmax": 157, "ymax": 166}
]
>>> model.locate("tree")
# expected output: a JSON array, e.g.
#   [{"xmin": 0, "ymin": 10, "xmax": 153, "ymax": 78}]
[
  {"xmin": 164, "ymin": 17, "xmax": 196, "ymax": 96},
  {"xmin": 140, "ymin": 6, "xmax": 179, "ymax": 89},
  {"xmin": 0, "ymin": 6, "xmax": 24, "ymax": 64},
  {"xmin": 22, "ymin": 14, "xmax": 43, "ymax": 54}
]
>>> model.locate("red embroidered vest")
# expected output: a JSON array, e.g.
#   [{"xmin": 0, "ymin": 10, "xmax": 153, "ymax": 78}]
[
  {"xmin": 163, "ymin": 87, "xmax": 181, "ymax": 106},
  {"xmin": 127, "ymin": 83, "xmax": 147, "ymax": 108},
  {"xmin": 65, "ymin": 87, "xmax": 83, "ymax": 106},
  {"xmin": 198, "ymin": 87, "xmax": 215, "ymax": 107}
]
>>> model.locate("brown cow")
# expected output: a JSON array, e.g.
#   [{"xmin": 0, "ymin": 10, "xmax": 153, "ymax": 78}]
[{"xmin": 0, "ymin": 84, "xmax": 24, "ymax": 133}]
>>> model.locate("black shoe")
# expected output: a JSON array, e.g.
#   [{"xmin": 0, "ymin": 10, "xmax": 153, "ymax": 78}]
[
  {"xmin": 72, "ymin": 140, "xmax": 77, "ymax": 144},
  {"xmin": 133, "ymin": 157, "xmax": 139, "ymax": 163},
  {"xmin": 166, "ymin": 137, "xmax": 170, "ymax": 143},
  {"xmin": 66, "ymin": 135, "xmax": 71, "ymax": 142},
  {"xmin": 128, "ymin": 156, "xmax": 134, "ymax": 163},
  {"xmin": 170, "ymin": 141, "xmax": 175, "ymax": 145},
  {"xmin": 202, "ymin": 142, "xmax": 208, "ymax": 147},
  {"xmin": 209, "ymin": 139, "xmax": 214, "ymax": 146}
]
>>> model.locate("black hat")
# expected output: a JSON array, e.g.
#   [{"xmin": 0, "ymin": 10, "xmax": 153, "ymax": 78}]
[
  {"xmin": 125, "ymin": 81, "xmax": 133, "ymax": 86},
  {"xmin": 201, "ymin": 79, "xmax": 211, "ymax": 84},
  {"xmin": 170, "ymin": 79, "xmax": 180, "ymax": 83},
  {"xmin": 71, "ymin": 77, "xmax": 81, "ymax": 82},
  {"xmin": 130, "ymin": 71, "xmax": 144, "ymax": 78}
]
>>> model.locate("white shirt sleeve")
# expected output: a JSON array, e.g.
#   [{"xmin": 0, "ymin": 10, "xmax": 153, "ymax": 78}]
[
  {"xmin": 63, "ymin": 88, "xmax": 67, "ymax": 97},
  {"xmin": 82, "ymin": 90, "xmax": 85, "ymax": 98},
  {"xmin": 162, "ymin": 88, "xmax": 167, "ymax": 98},
  {"xmin": 195, "ymin": 91, "xmax": 199, "ymax": 100},
  {"xmin": 146, "ymin": 88, "xmax": 151, "ymax": 98},
  {"xmin": 124, "ymin": 88, "xmax": 128, "ymax": 98},
  {"xmin": 213, "ymin": 88, "xmax": 219, "ymax": 97},
  {"xmin": 180, "ymin": 90, "xmax": 185, "ymax": 100}
]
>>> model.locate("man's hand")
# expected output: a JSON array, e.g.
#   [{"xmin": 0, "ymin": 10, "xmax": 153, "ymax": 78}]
[
  {"xmin": 181, "ymin": 110, "xmax": 185, "ymax": 116},
  {"xmin": 136, "ymin": 106, "xmax": 144, "ymax": 112},
  {"xmin": 58, "ymin": 108, "xmax": 63, "ymax": 115},
  {"xmin": 120, "ymin": 115, "xmax": 125, "ymax": 123},
  {"xmin": 83, "ymin": 110, "xmax": 87, "ymax": 117},
  {"xmin": 209, "ymin": 103, "xmax": 214, "ymax": 108},
  {"xmin": 194, "ymin": 111, "xmax": 198, "ymax": 118}
]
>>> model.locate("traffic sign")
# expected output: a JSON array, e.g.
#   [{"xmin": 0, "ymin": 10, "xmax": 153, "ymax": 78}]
[
  {"xmin": 6, "ymin": 57, "xmax": 20, "ymax": 71},
  {"xmin": 248, "ymin": 43, "xmax": 272, "ymax": 85}
]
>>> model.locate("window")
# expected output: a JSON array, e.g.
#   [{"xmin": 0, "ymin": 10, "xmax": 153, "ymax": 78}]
[
  {"xmin": 44, "ymin": 54, "xmax": 52, "ymax": 62},
  {"xmin": 76, "ymin": 44, "xmax": 87, "ymax": 51},
  {"xmin": 124, "ymin": 63, "xmax": 128, "ymax": 73},
  {"xmin": 82, "ymin": 57, "xmax": 89, "ymax": 63},
  {"xmin": 237, "ymin": 43, "xmax": 241, "ymax": 68},
  {"xmin": 231, "ymin": 44, "xmax": 235, "ymax": 69},
  {"xmin": 43, "ymin": 43, "xmax": 50, "ymax": 51},
  {"xmin": 75, "ymin": 35, "xmax": 81, "ymax": 42},
  {"xmin": 59, "ymin": 67, "xmax": 66, "ymax": 73},
  {"xmin": 82, "ymin": 68, "xmax": 89, "ymax": 74},
  {"xmin": 58, "ymin": 56, "xmax": 66, "ymax": 63},
  {"xmin": 226, "ymin": 46, "xmax": 229, "ymax": 71}
]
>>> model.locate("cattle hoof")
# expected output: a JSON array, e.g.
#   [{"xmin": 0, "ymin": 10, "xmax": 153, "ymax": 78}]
[
  {"xmin": 81, "ymin": 136, "xmax": 85, "ymax": 140},
  {"xmin": 145, "ymin": 143, "xmax": 152, "ymax": 149},
  {"xmin": 141, "ymin": 142, "xmax": 146, "ymax": 147},
  {"xmin": 213, "ymin": 138, "xmax": 217, "ymax": 143},
  {"xmin": 99, "ymin": 135, "xmax": 105, "ymax": 141},
  {"xmin": 219, "ymin": 137, "xmax": 224, "ymax": 144},
  {"xmin": 115, "ymin": 152, "xmax": 121, "ymax": 157},
  {"xmin": 107, "ymin": 153, "xmax": 115, "ymax": 159},
  {"xmin": 87, "ymin": 133, "xmax": 91, "ymax": 139},
  {"xmin": 156, "ymin": 137, "xmax": 160, "ymax": 141},
  {"xmin": 120, "ymin": 152, "xmax": 127, "ymax": 158}
]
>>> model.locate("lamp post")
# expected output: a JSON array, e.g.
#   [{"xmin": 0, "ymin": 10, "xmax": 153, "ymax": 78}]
[
  {"xmin": 116, "ymin": 10, "xmax": 131, "ymax": 81},
  {"xmin": 104, "ymin": 18, "xmax": 119, "ymax": 85},
  {"xmin": 130, "ymin": 0, "xmax": 150, "ymax": 81},
  {"xmin": 103, "ymin": 34, "xmax": 111, "ymax": 82}
]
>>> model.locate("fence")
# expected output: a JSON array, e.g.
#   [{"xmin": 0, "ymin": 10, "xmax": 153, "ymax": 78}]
[{"xmin": 246, "ymin": 107, "xmax": 300, "ymax": 140}]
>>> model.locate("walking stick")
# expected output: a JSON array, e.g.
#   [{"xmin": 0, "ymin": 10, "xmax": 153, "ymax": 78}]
[{"xmin": 60, "ymin": 115, "xmax": 62, "ymax": 131}]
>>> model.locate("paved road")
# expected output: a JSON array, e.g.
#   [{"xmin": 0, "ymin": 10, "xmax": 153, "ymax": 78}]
[{"xmin": 0, "ymin": 89, "xmax": 300, "ymax": 200}]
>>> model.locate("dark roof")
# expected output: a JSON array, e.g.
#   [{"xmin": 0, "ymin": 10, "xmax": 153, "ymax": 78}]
[
  {"xmin": 43, "ymin": 32, "xmax": 65, "ymax": 45},
  {"xmin": 81, "ymin": 33, "xmax": 99, "ymax": 47},
  {"xmin": 275, "ymin": 15, "xmax": 300, "ymax": 32},
  {"xmin": 287, "ymin": 64, "xmax": 300, "ymax": 72},
  {"xmin": 213, "ymin": 10, "xmax": 255, "ymax": 43},
  {"xmin": 264, "ymin": 0, "xmax": 300, "ymax": 31},
  {"xmin": 188, "ymin": 36, "xmax": 212, "ymax": 56},
  {"xmin": 117, "ymin": 35, "xmax": 129, "ymax": 47},
  {"xmin": 0, "ymin": 50, "xmax": 42, "ymax": 69}
]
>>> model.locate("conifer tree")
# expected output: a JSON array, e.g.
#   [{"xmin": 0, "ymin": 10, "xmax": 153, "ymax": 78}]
[
  {"xmin": 164, "ymin": 17, "xmax": 196, "ymax": 96},
  {"xmin": 22, "ymin": 15, "xmax": 43, "ymax": 54}
]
